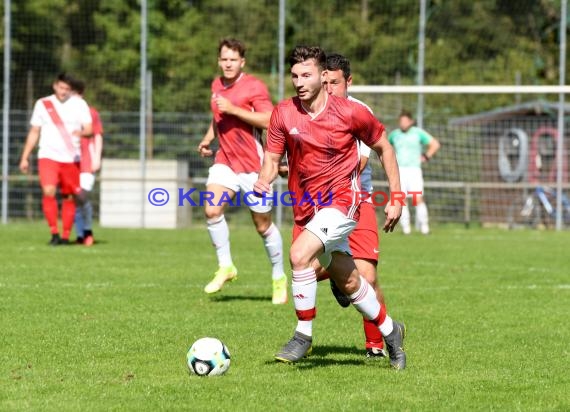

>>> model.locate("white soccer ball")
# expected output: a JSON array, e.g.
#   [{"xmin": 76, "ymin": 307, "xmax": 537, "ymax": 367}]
[{"xmin": 186, "ymin": 337, "xmax": 231, "ymax": 376}]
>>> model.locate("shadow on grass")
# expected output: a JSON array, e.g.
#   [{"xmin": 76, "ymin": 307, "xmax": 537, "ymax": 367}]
[
  {"xmin": 209, "ymin": 294, "xmax": 271, "ymax": 303},
  {"xmin": 262, "ymin": 344, "xmax": 372, "ymax": 368}
]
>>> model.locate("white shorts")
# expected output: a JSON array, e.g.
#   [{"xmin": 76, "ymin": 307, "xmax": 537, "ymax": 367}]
[
  {"xmin": 80, "ymin": 172, "xmax": 96, "ymax": 191},
  {"xmin": 305, "ymin": 207, "xmax": 357, "ymax": 269},
  {"xmin": 206, "ymin": 163, "xmax": 272, "ymax": 214},
  {"xmin": 399, "ymin": 167, "xmax": 424, "ymax": 198}
]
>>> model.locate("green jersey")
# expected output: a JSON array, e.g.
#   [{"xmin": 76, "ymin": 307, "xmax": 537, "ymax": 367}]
[{"xmin": 388, "ymin": 126, "xmax": 433, "ymax": 168}]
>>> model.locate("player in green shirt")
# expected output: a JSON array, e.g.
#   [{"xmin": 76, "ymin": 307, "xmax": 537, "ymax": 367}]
[{"xmin": 388, "ymin": 110, "xmax": 440, "ymax": 234}]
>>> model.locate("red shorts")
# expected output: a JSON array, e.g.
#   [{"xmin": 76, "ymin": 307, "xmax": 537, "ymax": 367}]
[
  {"xmin": 38, "ymin": 158, "xmax": 81, "ymax": 195},
  {"xmin": 348, "ymin": 201, "xmax": 379, "ymax": 262}
]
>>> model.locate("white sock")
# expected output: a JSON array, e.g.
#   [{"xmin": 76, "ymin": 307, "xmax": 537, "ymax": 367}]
[
  {"xmin": 379, "ymin": 315, "xmax": 394, "ymax": 336},
  {"xmin": 292, "ymin": 268, "xmax": 317, "ymax": 337},
  {"xmin": 207, "ymin": 215, "xmax": 233, "ymax": 268},
  {"xmin": 401, "ymin": 205, "xmax": 411, "ymax": 234},
  {"xmin": 261, "ymin": 223, "xmax": 285, "ymax": 280},
  {"xmin": 417, "ymin": 202, "xmax": 429, "ymax": 233},
  {"xmin": 350, "ymin": 275, "xmax": 394, "ymax": 336},
  {"xmin": 350, "ymin": 275, "xmax": 381, "ymax": 320}
]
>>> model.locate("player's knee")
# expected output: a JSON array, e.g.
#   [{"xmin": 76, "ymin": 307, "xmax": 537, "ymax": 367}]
[
  {"xmin": 254, "ymin": 219, "xmax": 271, "ymax": 235},
  {"xmin": 342, "ymin": 274, "xmax": 361, "ymax": 295},
  {"xmin": 204, "ymin": 206, "xmax": 223, "ymax": 220},
  {"xmin": 289, "ymin": 247, "xmax": 312, "ymax": 270},
  {"xmin": 42, "ymin": 186, "xmax": 56, "ymax": 197}
]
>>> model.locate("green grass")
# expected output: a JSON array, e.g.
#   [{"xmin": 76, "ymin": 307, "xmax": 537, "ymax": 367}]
[{"xmin": 1, "ymin": 223, "xmax": 569, "ymax": 411}]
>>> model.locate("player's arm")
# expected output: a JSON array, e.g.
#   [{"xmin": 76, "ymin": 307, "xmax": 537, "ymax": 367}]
[
  {"xmin": 214, "ymin": 95, "xmax": 271, "ymax": 129},
  {"xmin": 422, "ymin": 136, "xmax": 441, "ymax": 162},
  {"xmin": 371, "ymin": 132, "xmax": 402, "ymax": 233},
  {"xmin": 359, "ymin": 155, "xmax": 369, "ymax": 173},
  {"xmin": 278, "ymin": 156, "xmax": 289, "ymax": 177},
  {"xmin": 19, "ymin": 126, "xmax": 41, "ymax": 173},
  {"xmin": 76, "ymin": 122, "xmax": 93, "ymax": 138},
  {"xmin": 254, "ymin": 151, "xmax": 282, "ymax": 195},
  {"xmin": 198, "ymin": 121, "xmax": 216, "ymax": 157}
]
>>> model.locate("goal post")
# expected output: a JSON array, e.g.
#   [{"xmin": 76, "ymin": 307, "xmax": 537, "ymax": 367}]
[{"xmin": 348, "ymin": 85, "xmax": 569, "ymax": 229}]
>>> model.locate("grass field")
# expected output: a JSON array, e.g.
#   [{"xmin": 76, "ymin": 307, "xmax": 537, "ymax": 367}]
[{"xmin": 1, "ymin": 222, "xmax": 569, "ymax": 411}]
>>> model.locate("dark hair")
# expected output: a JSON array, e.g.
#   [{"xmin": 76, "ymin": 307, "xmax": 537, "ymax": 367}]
[
  {"xmin": 288, "ymin": 45, "xmax": 326, "ymax": 71},
  {"xmin": 218, "ymin": 38, "xmax": 246, "ymax": 57},
  {"xmin": 326, "ymin": 53, "xmax": 351, "ymax": 80},
  {"xmin": 55, "ymin": 72, "xmax": 77, "ymax": 87},
  {"xmin": 399, "ymin": 109, "xmax": 414, "ymax": 119},
  {"xmin": 71, "ymin": 78, "xmax": 86, "ymax": 95}
]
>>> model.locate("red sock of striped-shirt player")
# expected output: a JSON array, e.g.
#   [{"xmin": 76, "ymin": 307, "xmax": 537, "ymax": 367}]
[
  {"xmin": 61, "ymin": 198, "xmax": 76, "ymax": 240},
  {"xmin": 42, "ymin": 195, "xmax": 59, "ymax": 235},
  {"xmin": 292, "ymin": 268, "xmax": 317, "ymax": 337}
]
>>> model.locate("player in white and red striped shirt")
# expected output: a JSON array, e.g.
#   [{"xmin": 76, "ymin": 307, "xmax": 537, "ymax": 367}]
[
  {"xmin": 19, "ymin": 72, "xmax": 92, "ymax": 245},
  {"xmin": 254, "ymin": 46, "xmax": 407, "ymax": 369}
]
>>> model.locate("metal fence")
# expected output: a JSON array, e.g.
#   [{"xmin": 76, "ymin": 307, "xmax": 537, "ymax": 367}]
[{"xmin": 1, "ymin": 0, "xmax": 569, "ymax": 229}]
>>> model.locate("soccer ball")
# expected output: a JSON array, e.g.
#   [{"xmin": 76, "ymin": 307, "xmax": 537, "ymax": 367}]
[{"xmin": 186, "ymin": 337, "xmax": 231, "ymax": 376}]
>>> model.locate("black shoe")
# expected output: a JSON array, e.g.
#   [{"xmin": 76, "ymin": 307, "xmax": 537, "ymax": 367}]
[
  {"xmin": 59, "ymin": 238, "xmax": 70, "ymax": 245},
  {"xmin": 330, "ymin": 280, "xmax": 351, "ymax": 308},
  {"xmin": 76, "ymin": 237, "xmax": 84, "ymax": 244},
  {"xmin": 384, "ymin": 321, "xmax": 406, "ymax": 370},
  {"xmin": 366, "ymin": 347, "xmax": 388, "ymax": 358},
  {"xmin": 49, "ymin": 234, "xmax": 61, "ymax": 246}
]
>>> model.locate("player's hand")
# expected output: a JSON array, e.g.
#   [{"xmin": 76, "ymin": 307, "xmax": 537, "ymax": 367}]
[
  {"xmin": 19, "ymin": 158, "xmax": 29, "ymax": 174},
  {"xmin": 214, "ymin": 96, "xmax": 235, "ymax": 115},
  {"xmin": 278, "ymin": 164, "xmax": 289, "ymax": 177},
  {"xmin": 198, "ymin": 141, "xmax": 213, "ymax": 157},
  {"xmin": 253, "ymin": 179, "xmax": 271, "ymax": 197},
  {"xmin": 383, "ymin": 204, "xmax": 402, "ymax": 233}
]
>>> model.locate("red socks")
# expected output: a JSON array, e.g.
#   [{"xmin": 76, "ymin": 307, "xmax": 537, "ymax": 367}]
[
  {"xmin": 43, "ymin": 195, "xmax": 76, "ymax": 240},
  {"xmin": 363, "ymin": 318, "xmax": 384, "ymax": 349},
  {"xmin": 61, "ymin": 198, "xmax": 76, "ymax": 240},
  {"xmin": 42, "ymin": 195, "xmax": 59, "ymax": 235}
]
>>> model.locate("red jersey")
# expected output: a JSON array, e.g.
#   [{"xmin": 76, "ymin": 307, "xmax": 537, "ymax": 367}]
[
  {"xmin": 80, "ymin": 106, "xmax": 103, "ymax": 173},
  {"xmin": 267, "ymin": 94, "xmax": 385, "ymax": 227},
  {"xmin": 211, "ymin": 73, "xmax": 274, "ymax": 174}
]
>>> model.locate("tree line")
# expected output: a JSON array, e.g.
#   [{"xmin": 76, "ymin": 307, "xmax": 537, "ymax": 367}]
[{"xmin": 3, "ymin": 0, "xmax": 566, "ymax": 116}]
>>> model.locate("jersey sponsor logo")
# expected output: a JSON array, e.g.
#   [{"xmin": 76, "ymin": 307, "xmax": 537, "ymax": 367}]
[{"xmin": 289, "ymin": 127, "xmax": 300, "ymax": 135}]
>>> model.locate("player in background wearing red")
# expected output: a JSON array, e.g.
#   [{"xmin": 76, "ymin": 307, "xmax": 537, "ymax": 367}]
[
  {"xmin": 71, "ymin": 79, "xmax": 103, "ymax": 247},
  {"xmin": 197, "ymin": 38, "xmax": 287, "ymax": 304},
  {"xmin": 254, "ymin": 46, "xmax": 407, "ymax": 369},
  {"xmin": 19, "ymin": 72, "xmax": 93, "ymax": 245}
]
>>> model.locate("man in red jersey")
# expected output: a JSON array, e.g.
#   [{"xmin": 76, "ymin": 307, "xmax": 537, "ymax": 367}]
[
  {"xmin": 198, "ymin": 38, "xmax": 287, "ymax": 304},
  {"xmin": 19, "ymin": 72, "xmax": 92, "ymax": 245},
  {"xmin": 71, "ymin": 79, "xmax": 104, "ymax": 247},
  {"xmin": 254, "ymin": 46, "xmax": 406, "ymax": 369}
]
